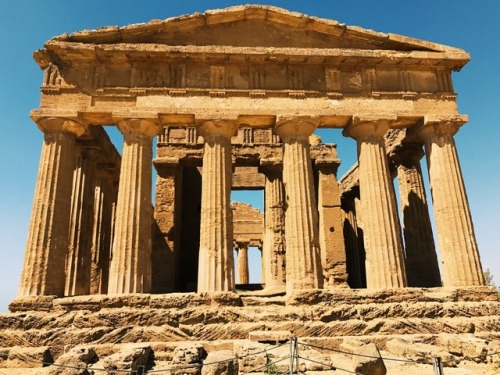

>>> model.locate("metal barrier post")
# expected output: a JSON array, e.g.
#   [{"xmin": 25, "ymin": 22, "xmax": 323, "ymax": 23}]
[{"xmin": 433, "ymin": 357, "xmax": 444, "ymax": 375}]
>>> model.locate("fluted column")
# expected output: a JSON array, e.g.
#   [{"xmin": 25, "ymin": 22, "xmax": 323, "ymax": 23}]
[
  {"xmin": 90, "ymin": 167, "xmax": 118, "ymax": 295},
  {"xmin": 391, "ymin": 143, "xmax": 441, "ymax": 287},
  {"xmin": 418, "ymin": 116, "xmax": 484, "ymax": 286},
  {"xmin": 260, "ymin": 160, "xmax": 286, "ymax": 289},
  {"xmin": 275, "ymin": 116, "xmax": 323, "ymax": 294},
  {"xmin": 344, "ymin": 117, "xmax": 407, "ymax": 288},
  {"xmin": 236, "ymin": 241, "xmax": 250, "ymax": 284},
  {"xmin": 197, "ymin": 120, "xmax": 238, "ymax": 293},
  {"xmin": 108, "ymin": 118, "xmax": 161, "ymax": 294},
  {"xmin": 65, "ymin": 147, "xmax": 97, "ymax": 296},
  {"xmin": 18, "ymin": 117, "xmax": 86, "ymax": 297}
]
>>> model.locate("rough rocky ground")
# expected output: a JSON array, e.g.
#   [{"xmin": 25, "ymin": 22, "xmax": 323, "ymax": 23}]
[{"xmin": 0, "ymin": 287, "xmax": 499, "ymax": 374}]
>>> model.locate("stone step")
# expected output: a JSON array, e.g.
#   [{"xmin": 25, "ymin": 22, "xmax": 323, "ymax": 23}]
[{"xmin": 1, "ymin": 288, "xmax": 498, "ymax": 373}]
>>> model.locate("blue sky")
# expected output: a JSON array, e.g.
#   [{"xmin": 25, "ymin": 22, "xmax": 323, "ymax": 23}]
[{"xmin": 0, "ymin": 1, "xmax": 498, "ymax": 311}]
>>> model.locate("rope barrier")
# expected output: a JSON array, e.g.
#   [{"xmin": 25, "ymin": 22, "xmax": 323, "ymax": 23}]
[
  {"xmin": 297, "ymin": 354, "xmax": 363, "ymax": 375},
  {"xmin": 298, "ymin": 340, "xmax": 421, "ymax": 364},
  {"xmin": 239, "ymin": 356, "xmax": 289, "ymax": 374},
  {"xmin": 1, "ymin": 337, "xmax": 497, "ymax": 374}
]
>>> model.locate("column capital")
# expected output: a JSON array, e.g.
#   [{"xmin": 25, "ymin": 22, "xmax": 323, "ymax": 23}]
[
  {"xmin": 259, "ymin": 158, "xmax": 283, "ymax": 173},
  {"xmin": 116, "ymin": 118, "xmax": 161, "ymax": 139},
  {"xmin": 390, "ymin": 142, "xmax": 425, "ymax": 166},
  {"xmin": 35, "ymin": 117, "xmax": 87, "ymax": 137},
  {"xmin": 198, "ymin": 120, "xmax": 238, "ymax": 139},
  {"xmin": 275, "ymin": 116, "xmax": 319, "ymax": 140},
  {"xmin": 416, "ymin": 115, "xmax": 468, "ymax": 141},
  {"xmin": 343, "ymin": 115, "xmax": 396, "ymax": 140},
  {"xmin": 235, "ymin": 239, "xmax": 250, "ymax": 249}
]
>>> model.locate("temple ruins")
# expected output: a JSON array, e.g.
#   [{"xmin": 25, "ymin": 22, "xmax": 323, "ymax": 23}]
[
  {"xmin": 2, "ymin": 6, "xmax": 499, "ymax": 374},
  {"xmin": 17, "ymin": 4, "xmax": 486, "ymax": 297}
]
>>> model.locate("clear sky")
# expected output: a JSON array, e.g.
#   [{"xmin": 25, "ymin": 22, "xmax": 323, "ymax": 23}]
[{"xmin": 0, "ymin": 1, "xmax": 498, "ymax": 312}]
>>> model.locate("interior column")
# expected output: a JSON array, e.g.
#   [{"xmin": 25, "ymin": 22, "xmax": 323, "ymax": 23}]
[
  {"xmin": 391, "ymin": 142, "xmax": 441, "ymax": 287},
  {"xmin": 260, "ymin": 159, "xmax": 286, "ymax": 289},
  {"xmin": 236, "ymin": 241, "xmax": 250, "ymax": 284},
  {"xmin": 65, "ymin": 146, "xmax": 97, "ymax": 296}
]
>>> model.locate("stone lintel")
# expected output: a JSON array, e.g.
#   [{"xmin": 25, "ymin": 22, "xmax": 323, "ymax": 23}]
[
  {"xmin": 153, "ymin": 157, "xmax": 180, "ymax": 171},
  {"xmin": 159, "ymin": 113, "xmax": 195, "ymax": 126},
  {"xmin": 339, "ymin": 163, "xmax": 360, "ymax": 195},
  {"xmin": 237, "ymin": 115, "xmax": 276, "ymax": 127},
  {"xmin": 31, "ymin": 107, "xmax": 456, "ymax": 132},
  {"xmin": 314, "ymin": 158, "xmax": 340, "ymax": 171}
]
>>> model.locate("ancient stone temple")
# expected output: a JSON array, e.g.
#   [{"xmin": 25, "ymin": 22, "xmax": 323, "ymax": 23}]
[{"xmin": 2, "ymin": 6, "xmax": 499, "ymax": 374}]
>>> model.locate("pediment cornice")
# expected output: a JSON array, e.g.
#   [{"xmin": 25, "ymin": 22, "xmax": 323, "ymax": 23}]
[{"xmin": 34, "ymin": 5, "xmax": 469, "ymax": 70}]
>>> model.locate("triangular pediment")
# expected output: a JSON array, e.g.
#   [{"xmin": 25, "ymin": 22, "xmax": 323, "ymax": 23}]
[{"xmin": 50, "ymin": 5, "xmax": 463, "ymax": 53}]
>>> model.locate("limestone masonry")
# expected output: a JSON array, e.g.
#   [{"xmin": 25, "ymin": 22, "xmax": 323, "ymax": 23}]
[{"xmin": 1, "ymin": 5, "xmax": 499, "ymax": 374}]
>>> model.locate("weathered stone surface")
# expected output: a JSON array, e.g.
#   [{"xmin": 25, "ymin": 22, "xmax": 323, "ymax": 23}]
[
  {"xmin": 248, "ymin": 330, "xmax": 291, "ymax": 343},
  {"xmin": 350, "ymin": 342, "xmax": 386, "ymax": 375},
  {"xmin": 0, "ymin": 346, "xmax": 53, "ymax": 369},
  {"xmin": 170, "ymin": 343, "xmax": 204, "ymax": 375},
  {"xmin": 97, "ymin": 345, "xmax": 152, "ymax": 374},
  {"xmin": 385, "ymin": 338, "xmax": 457, "ymax": 366},
  {"xmin": 201, "ymin": 350, "xmax": 237, "ymax": 375},
  {"xmin": 49, "ymin": 347, "xmax": 98, "ymax": 375}
]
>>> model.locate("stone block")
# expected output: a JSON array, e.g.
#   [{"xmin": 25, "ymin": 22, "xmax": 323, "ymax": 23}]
[
  {"xmin": 201, "ymin": 350, "xmax": 238, "ymax": 375},
  {"xmin": 342, "ymin": 342, "xmax": 386, "ymax": 375},
  {"xmin": 171, "ymin": 343, "xmax": 204, "ymax": 375},
  {"xmin": 49, "ymin": 346, "xmax": 98, "ymax": 375},
  {"xmin": 248, "ymin": 330, "xmax": 291, "ymax": 343}
]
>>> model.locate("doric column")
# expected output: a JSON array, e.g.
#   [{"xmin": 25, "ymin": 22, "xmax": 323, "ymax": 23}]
[
  {"xmin": 18, "ymin": 117, "xmax": 86, "ymax": 297},
  {"xmin": 417, "ymin": 116, "xmax": 484, "ymax": 286},
  {"xmin": 343, "ymin": 117, "xmax": 407, "ymax": 288},
  {"xmin": 391, "ymin": 143, "xmax": 441, "ymax": 287},
  {"xmin": 197, "ymin": 120, "xmax": 238, "ymax": 293},
  {"xmin": 90, "ymin": 166, "xmax": 118, "ymax": 295},
  {"xmin": 236, "ymin": 241, "xmax": 250, "ymax": 284},
  {"xmin": 315, "ymin": 159, "xmax": 348, "ymax": 288},
  {"xmin": 275, "ymin": 116, "xmax": 323, "ymax": 294},
  {"xmin": 108, "ymin": 118, "xmax": 161, "ymax": 294},
  {"xmin": 259, "ymin": 159, "xmax": 286, "ymax": 289},
  {"xmin": 65, "ymin": 146, "xmax": 97, "ymax": 296}
]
